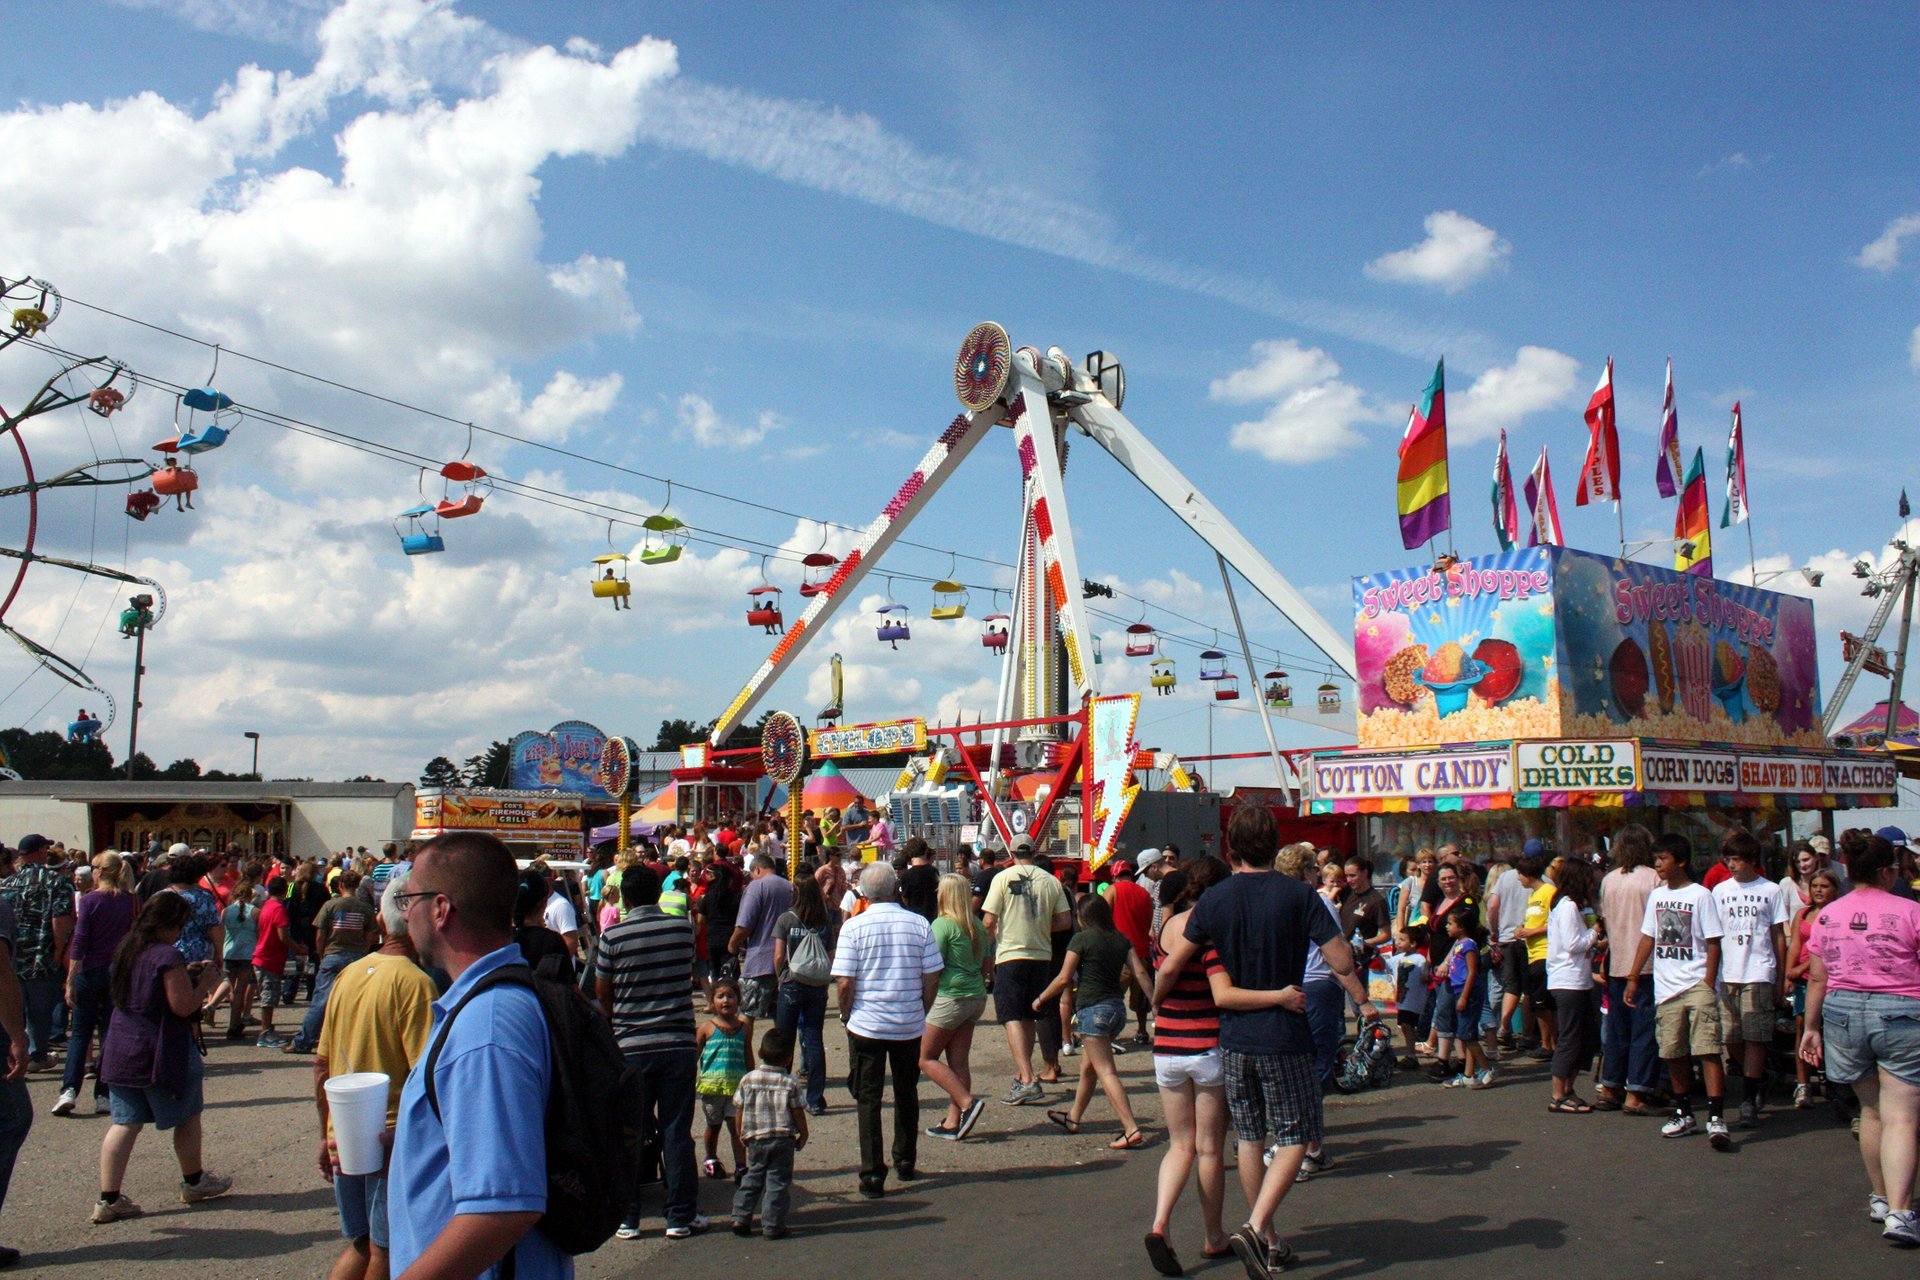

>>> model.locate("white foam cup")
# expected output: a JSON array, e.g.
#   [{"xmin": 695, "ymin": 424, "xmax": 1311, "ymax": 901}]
[{"xmin": 324, "ymin": 1072, "xmax": 391, "ymax": 1176}]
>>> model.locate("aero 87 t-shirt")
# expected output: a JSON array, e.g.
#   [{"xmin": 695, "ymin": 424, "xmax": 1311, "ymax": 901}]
[
  {"xmin": 1640, "ymin": 881, "xmax": 1724, "ymax": 1003},
  {"xmin": 1712, "ymin": 874, "xmax": 1786, "ymax": 984}
]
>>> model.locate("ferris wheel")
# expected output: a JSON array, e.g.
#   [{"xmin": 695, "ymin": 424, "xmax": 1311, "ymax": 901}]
[{"xmin": 0, "ymin": 275, "xmax": 168, "ymax": 741}]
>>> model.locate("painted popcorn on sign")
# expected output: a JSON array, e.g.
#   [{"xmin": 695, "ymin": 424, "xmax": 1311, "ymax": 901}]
[{"xmin": 1353, "ymin": 548, "xmax": 1823, "ymax": 750}]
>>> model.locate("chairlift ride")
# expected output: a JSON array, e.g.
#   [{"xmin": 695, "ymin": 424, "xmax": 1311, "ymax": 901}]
[
  {"xmin": 876, "ymin": 578, "xmax": 911, "ymax": 649},
  {"xmin": 1263, "ymin": 670, "xmax": 1293, "ymax": 709},
  {"xmin": 747, "ymin": 559, "xmax": 783, "ymax": 633},
  {"xmin": 1198, "ymin": 649, "xmax": 1228, "ymax": 681},
  {"xmin": 395, "ymin": 503, "xmax": 444, "ymax": 556},
  {"xmin": 1, "ymin": 276, "xmax": 59, "ymax": 351},
  {"xmin": 1125, "ymin": 621, "xmax": 1156, "ymax": 657},
  {"xmin": 176, "ymin": 349, "xmax": 239, "ymax": 454},
  {"xmin": 124, "ymin": 489, "xmax": 160, "ymax": 522},
  {"xmin": 981, "ymin": 612, "xmax": 1009, "ymax": 652},
  {"xmin": 87, "ymin": 363, "xmax": 136, "ymax": 419},
  {"xmin": 434, "ymin": 430, "xmax": 493, "ymax": 518},
  {"xmin": 930, "ymin": 554, "xmax": 968, "ymax": 619},
  {"xmin": 1318, "ymin": 680, "xmax": 1342, "ymax": 715},
  {"xmin": 1215, "ymin": 672, "xmax": 1240, "ymax": 701},
  {"xmin": 638, "ymin": 483, "xmax": 686, "ymax": 565},
  {"xmin": 149, "ymin": 451, "xmax": 198, "ymax": 511},
  {"xmin": 1093, "ymin": 634, "xmax": 1103, "ymax": 665},
  {"xmin": 1150, "ymin": 656, "xmax": 1177, "ymax": 695}
]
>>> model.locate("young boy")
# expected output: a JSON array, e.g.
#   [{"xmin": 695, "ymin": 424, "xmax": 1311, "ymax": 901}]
[
  {"xmin": 1391, "ymin": 924, "xmax": 1431, "ymax": 1069},
  {"xmin": 1710, "ymin": 830, "xmax": 1786, "ymax": 1127},
  {"xmin": 731, "ymin": 1028, "xmax": 809, "ymax": 1239},
  {"xmin": 1625, "ymin": 833, "xmax": 1729, "ymax": 1149}
]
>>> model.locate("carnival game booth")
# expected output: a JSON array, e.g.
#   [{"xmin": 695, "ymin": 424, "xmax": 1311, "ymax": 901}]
[{"xmin": 1312, "ymin": 546, "xmax": 1900, "ymax": 862}]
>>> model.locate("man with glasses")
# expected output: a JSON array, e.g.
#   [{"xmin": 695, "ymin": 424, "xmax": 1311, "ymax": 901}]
[{"xmin": 388, "ymin": 833, "xmax": 566, "ymax": 1280}]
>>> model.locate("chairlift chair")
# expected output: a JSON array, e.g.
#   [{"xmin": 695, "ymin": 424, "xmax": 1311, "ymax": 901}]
[
  {"xmin": 1150, "ymin": 657, "xmax": 1177, "ymax": 695},
  {"xmin": 1263, "ymin": 670, "xmax": 1293, "ymax": 709},
  {"xmin": 395, "ymin": 503, "xmax": 444, "ymax": 556},
  {"xmin": 435, "ymin": 460, "xmax": 491, "ymax": 518},
  {"xmin": 930, "ymin": 579, "xmax": 969, "ymax": 621},
  {"xmin": 1125, "ymin": 622, "xmax": 1156, "ymax": 657},
  {"xmin": 639, "ymin": 513, "xmax": 686, "ymax": 565},
  {"xmin": 747, "ymin": 585, "xmax": 785, "ymax": 634},
  {"xmin": 981, "ymin": 613, "xmax": 1010, "ymax": 652},
  {"xmin": 1215, "ymin": 673, "xmax": 1240, "ymax": 701},
  {"xmin": 592, "ymin": 553, "xmax": 632, "ymax": 608},
  {"xmin": 1093, "ymin": 635, "xmax": 1103, "ymax": 665},
  {"xmin": 125, "ymin": 489, "xmax": 161, "ymax": 521},
  {"xmin": 1317, "ymin": 682, "xmax": 1342, "ymax": 714},
  {"xmin": 876, "ymin": 602, "xmax": 911, "ymax": 649},
  {"xmin": 1198, "ymin": 649, "xmax": 1228, "ymax": 681},
  {"xmin": 150, "ymin": 455, "xmax": 198, "ymax": 510},
  {"xmin": 799, "ymin": 550, "xmax": 839, "ymax": 597}
]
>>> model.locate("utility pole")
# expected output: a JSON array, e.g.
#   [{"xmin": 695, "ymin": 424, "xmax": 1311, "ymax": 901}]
[
  {"xmin": 122, "ymin": 593, "xmax": 155, "ymax": 780},
  {"xmin": 1888, "ymin": 561, "xmax": 1918, "ymax": 739}
]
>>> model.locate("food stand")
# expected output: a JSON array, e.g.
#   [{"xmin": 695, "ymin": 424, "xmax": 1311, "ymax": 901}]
[
  {"xmin": 410, "ymin": 787, "xmax": 585, "ymax": 859},
  {"xmin": 1307, "ymin": 547, "xmax": 1900, "ymax": 864}
]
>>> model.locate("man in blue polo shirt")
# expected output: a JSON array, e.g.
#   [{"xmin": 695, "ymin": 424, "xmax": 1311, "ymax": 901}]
[{"xmin": 388, "ymin": 832, "xmax": 565, "ymax": 1280}]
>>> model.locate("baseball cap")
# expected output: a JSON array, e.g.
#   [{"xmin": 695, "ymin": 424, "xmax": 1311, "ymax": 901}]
[
  {"xmin": 17, "ymin": 834, "xmax": 49, "ymax": 854},
  {"xmin": 1136, "ymin": 847, "xmax": 1166, "ymax": 872},
  {"xmin": 1808, "ymin": 834, "xmax": 1832, "ymax": 855},
  {"xmin": 167, "ymin": 842, "xmax": 191, "ymax": 859},
  {"xmin": 1877, "ymin": 826, "xmax": 1911, "ymax": 848},
  {"xmin": 1521, "ymin": 838, "xmax": 1549, "ymax": 857},
  {"xmin": 1110, "ymin": 859, "xmax": 1135, "ymax": 877}
]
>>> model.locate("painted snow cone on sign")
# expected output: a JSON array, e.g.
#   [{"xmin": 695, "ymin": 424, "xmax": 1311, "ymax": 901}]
[{"xmin": 1353, "ymin": 547, "xmax": 1824, "ymax": 750}]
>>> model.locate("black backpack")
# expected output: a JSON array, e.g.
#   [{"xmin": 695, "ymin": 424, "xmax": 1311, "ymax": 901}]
[{"xmin": 424, "ymin": 963, "xmax": 643, "ymax": 1258}]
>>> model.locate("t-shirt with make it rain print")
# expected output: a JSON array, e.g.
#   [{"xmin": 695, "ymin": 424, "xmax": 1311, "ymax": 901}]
[{"xmin": 1640, "ymin": 882, "xmax": 1723, "ymax": 1003}]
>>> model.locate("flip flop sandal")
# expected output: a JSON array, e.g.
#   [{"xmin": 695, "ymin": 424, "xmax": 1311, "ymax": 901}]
[
  {"xmin": 1591, "ymin": 1093, "xmax": 1623, "ymax": 1111},
  {"xmin": 1046, "ymin": 1109, "xmax": 1080, "ymax": 1134},
  {"xmin": 1108, "ymin": 1129, "xmax": 1148, "ymax": 1150},
  {"xmin": 1547, "ymin": 1096, "xmax": 1593, "ymax": 1114},
  {"xmin": 1144, "ymin": 1231, "xmax": 1184, "ymax": 1277}
]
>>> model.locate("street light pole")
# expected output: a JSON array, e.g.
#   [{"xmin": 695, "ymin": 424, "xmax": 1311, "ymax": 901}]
[
  {"xmin": 244, "ymin": 731, "xmax": 261, "ymax": 781},
  {"xmin": 122, "ymin": 593, "xmax": 155, "ymax": 781}
]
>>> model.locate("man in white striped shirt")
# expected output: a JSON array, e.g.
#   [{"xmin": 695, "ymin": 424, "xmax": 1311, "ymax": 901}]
[{"xmin": 832, "ymin": 862, "xmax": 944, "ymax": 1199}]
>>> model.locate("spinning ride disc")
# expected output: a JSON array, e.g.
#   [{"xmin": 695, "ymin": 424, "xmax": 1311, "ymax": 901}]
[
  {"xmin": 760, "ymin": 711, "xmax": 806, "ymax": 785},
  {"xmin": 597, "ymin": 735, "xmax": 641, "ymax": 798},
  {"xmin": 954, "ymin": 322, "xmax": 1012, "ymax": 413}
]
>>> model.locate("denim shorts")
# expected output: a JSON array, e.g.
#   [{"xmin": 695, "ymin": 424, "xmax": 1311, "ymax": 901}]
[
  {"xmin": 334, "ymin": 1170, "xmax": 388, "ymax": 1248},
  {"xmin": 1822, "ymin": 989, "xmax": 1920, "ymax": 1086},
  {"xmin": 108, "ymin": 1054, "xmax": 204, "ymax": 1131},
  {"xmin": 1072, "ymin": 998, "xmax": 1127, "ymax": 1039},
  {"xmin": 255, "ymin": 966, "xmax": 285, "ymax": 1009}
]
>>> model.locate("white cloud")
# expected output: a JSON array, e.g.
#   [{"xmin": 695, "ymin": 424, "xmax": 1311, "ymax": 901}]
[
  {"xmin": 1909, "ymin": 324, "xmax": 1920, "ymax": 370},
  {"xmin": 1449, "ymin": 346, "xmax": 1583, "ymax": 444},
  {"xmin": 1212, "ymin": 340, "xmax": 1392, "ymax": 464},
  {"xmin": 675, "ymin": 393, "xmax": 780, "ymax": 448},
  {"xmin": 1697, "ymin": 152, "xmax": 1765, "ymax": 178},
  {"xmin": 1857, "ymin": 214, "xmax": 1920, "ymax": 273},
  {"xmin": 1364, "ymin": 211, "xmax": 1511, "ymax": 293}
]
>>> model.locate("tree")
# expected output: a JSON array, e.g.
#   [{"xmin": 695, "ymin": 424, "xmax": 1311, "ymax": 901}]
[
  {"xmin": 650, "ymin": 719, "xmax": 709, "ymax": 752},
  {"xmin": 419, "ymin": 756, "xmax": 461, "ymax": 788},
  {"xmin": 160, "ymin": 758, "xmax": 202, "ymax": 781},
  {"xmin": 460, "ymin": 740, "xmax": 511, "ymax": 789}
]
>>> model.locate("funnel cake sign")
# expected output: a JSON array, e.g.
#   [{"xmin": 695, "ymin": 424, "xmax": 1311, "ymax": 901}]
[{"xmin": 1354, "ymin": 548, "xmax": 1823, "ymax": 751}]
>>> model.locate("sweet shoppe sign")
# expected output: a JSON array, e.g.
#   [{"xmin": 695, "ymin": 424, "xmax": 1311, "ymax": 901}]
[{"xmin": 1353, "ymin": 547, "xmax": 1823, "ymax": 751}]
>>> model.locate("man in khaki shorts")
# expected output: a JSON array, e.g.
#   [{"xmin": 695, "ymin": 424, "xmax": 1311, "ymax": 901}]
[
  {"xmin": 1710, "ymin": 830, "xmax": 1787, "ymax": 1128},
  {"xmin": 1626, "ymin": 833, "xmax": 1729, "ymax": 1150}
]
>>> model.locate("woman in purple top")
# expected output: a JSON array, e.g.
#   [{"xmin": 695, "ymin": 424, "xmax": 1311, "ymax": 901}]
[
  {"xmin": 56, "ymin": 852, "xmax": 137, "ymax": 1116},
  {"xmin": 91, "ymin": 892, "xmax": 231, "ymax": 1225}
]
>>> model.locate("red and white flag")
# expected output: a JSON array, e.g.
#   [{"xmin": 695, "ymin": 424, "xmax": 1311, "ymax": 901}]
[
  {"xmin": 1576, "ymin": 357, "xmax": 1619, "ymax": 506},
  {"xmin": 1526, "ymin": 445, "xmax": 1564, "ymax": 547}
]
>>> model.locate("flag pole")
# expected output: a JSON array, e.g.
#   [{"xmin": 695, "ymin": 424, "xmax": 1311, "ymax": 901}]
[
  {"xmin": 1616, "ymin": 501, "xmax": 1626, "ymax": 559},
  {"xmin": 1747, "ymin": 520, "xmax": 1758, "ymax": 586}
]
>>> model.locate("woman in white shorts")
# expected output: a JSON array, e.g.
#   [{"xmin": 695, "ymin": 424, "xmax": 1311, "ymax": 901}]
[
  {"xmin": 1143, "ymin": 855, "xmax": 1232, "ymax": 1277},
  {"xmin": 921, "ymin": 874, "xmax": 991, "ymax": 1141}
]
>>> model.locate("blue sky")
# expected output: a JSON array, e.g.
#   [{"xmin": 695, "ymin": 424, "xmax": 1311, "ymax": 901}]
[{"xmin": 0, "ymin": 0, "xmax": 1915, "ymax": 792}]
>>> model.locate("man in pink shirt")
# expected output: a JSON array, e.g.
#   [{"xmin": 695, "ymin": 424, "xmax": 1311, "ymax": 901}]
[{"xmin": 1596, "ymin": 824, "xmax": 1662, "ymax": 1113}]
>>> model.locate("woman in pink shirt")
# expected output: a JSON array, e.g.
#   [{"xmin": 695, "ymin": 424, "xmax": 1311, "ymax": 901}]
[{"xmin": 1801, "ymin": 831, "xmax": 1920, "ymax": 1246}]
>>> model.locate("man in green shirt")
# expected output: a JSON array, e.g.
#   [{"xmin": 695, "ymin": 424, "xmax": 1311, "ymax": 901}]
[{"xmin": 982, "ymin": 841, "xmax": 1071, "ymax": 1104}]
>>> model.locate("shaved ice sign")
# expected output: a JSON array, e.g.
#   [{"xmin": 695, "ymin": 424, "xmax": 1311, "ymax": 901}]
[{"xmin": 1353, "ymin": 547, "xmax": 1823, "ymax": 751}]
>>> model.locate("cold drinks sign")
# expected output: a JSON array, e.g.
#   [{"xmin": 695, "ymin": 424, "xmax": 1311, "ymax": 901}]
[{"xmin": 1513, "ymin": 740, "xmax": 1637, "ymax": 791}]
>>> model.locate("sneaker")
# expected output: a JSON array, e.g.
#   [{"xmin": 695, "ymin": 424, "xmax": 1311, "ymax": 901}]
[
  {"xmin": 1015, "ymin": 1079, "xmax": 1045, "ymax": 1104},
  {"xmin": 1061, "ymin": 1042, "xmax": 1080, "ymax": 1057},
  {"xmin": 1883, "ymin": 1209, "xmax": 1920, "ymax": 1247},
  {"xmin": 1111, "ymin": 1041, "xmax": 1130, "ymax": 1056},
  {"xmin": 91, "ymin": 1194, "xmax": 142, "ymax": 1224},
  {"xmin": 94, "ymin": 1095, "xmax": 110, "ymax": 1116},
  {"xmin": 1228, "ymin": 1223, "xmax": 1272, "ymax": 1280},
  {"xmin": 1794, "ymin": 1084, "xmax": 1813, "ymax": 1109},
  {"xmin": 51, "ymin": 1088, "xmax": 77, "ymax": 1117},
  {"xmin": 1706, "ymin": 1117, "xmax": 1731, "ymax": 1150},
  {"xmin": 953, "ymin": 1096, "xmax": 988, "ymax": 1140},
  {"xmin": 1871, "ymin": 1195, "xmax": 1892, "ymax": 1223},
  {"xmin": 925, "ymin": 1123, "xmax": 957, "ymax": 1140},
  {"xmin": 1737, "ymin": 1098, "xmax": 1760, "ymax": 1129},
  {"xmin": 1295, "ymin": 1150, "xmax": 1334, "ymax": 1182},
  {"xmin": 1131, "ymin": 1031, "xmax": 1153, "ymax": 1048},
  {"xmin": 763, "ymin": 1225, "xmax": 790, "ymax": 1240},
  {"xmin": 1000, "ymin": 1079, "xmax": 1032, "ymax": 1105},
  {"xmin": 614, "ymin": 1222, "xmax": 642, "ymax": 1241},
  {"xmin": 1441, "ymin": 1073, "xmax": 1469, "ymax": 1089},
  {"xmin": 257, "ymin": 1034, "xmax": 287, "ymax": 1050},
  {"xmin": 665, "ymin": 1215, "xmax": 709, "ymax": 1240},
  {"xmin": 1262, "ymin": 1143, "xmax": 1278, "ymax": 1168},
  {"xmin": 180, "ymin": 1172, "xmax": 233, "ymax": 1204},
  {"xmin": 1471, "ymin": 1068, "xmax": 1497, "ymax": 1090},
  {"xmin": 1661, "ymin": 1112, "xmax": 1698, "ymax": 1139},
  {"xmin": 25, "ymin": 1057, "xmax": 51, "ymax": 1075}
]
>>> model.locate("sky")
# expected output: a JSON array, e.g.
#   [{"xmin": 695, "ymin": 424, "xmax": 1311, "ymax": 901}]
[{"xmin": 0, "ymin": 0, "xmax": 1916, "ymax": 798}]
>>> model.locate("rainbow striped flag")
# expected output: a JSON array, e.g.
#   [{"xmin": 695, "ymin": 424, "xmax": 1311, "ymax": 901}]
[
  {"xmin": 1397, "ymin": 359, "xmax": 1450, "ymax": 549},
  {"xmin": 1675, "ymin": 446, "xmax": 1713, "ymax": 576}
]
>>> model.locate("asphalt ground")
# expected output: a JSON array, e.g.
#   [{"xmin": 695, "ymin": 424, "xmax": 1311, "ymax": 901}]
[{"xmin": 0, "ymin": 1005, "xmax": 1902, "ymax": 1280}]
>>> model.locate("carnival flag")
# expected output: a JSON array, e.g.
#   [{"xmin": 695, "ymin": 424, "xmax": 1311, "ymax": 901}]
[
  {"xmin": 1491, "ymin": 429, "xmax": 1520, "ymax": 551},
  {"xmin": 1525, "ymin": 446, "xmax": 1564, "ymax": 547},
  {"xmin": 1903, "ymin": 489, "xmax": 1912, "ymax": 520},
  {"xmin": 1655, "ymin": 357, "xmax": 1683, "ymax": 500},
  {"xmin": 1396, "ymin": 359, "xmax": 1450, "ymax": 550},
  {"xmin": 1676, "ymin": 446, "xmax": 1714, "ymax": 576},
  {"xmin": 1576, "ymin": 357, "xmax": 1620, "ymax": 506},
  {"xmin": 1721, "ymin": 401, "xmax": 1749, "ymax": 527}
]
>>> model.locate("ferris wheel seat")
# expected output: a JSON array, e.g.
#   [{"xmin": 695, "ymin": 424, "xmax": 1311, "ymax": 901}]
[
  {"xmin": 176, "ymin": 425, "xmax": 229, "ymax": 454},
  {"xmin": 401, "ymin": 531, "xmax": 446, "ymax": 556},
  {"xmin": 436, "ymin": 495, "xmax": 484, "ymax": 518},
  {"xmin": 592, "ymin": 578, "xmax": 631, "ymax": 599},
  {"xmin": 181, "ymin": 388, "xmax": 234, "ymax": 413}
]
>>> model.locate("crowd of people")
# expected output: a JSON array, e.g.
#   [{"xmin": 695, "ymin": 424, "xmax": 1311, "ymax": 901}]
[{"xmin": 0, "ymin": 810, "xmax": 1904, "ymax": 1276}]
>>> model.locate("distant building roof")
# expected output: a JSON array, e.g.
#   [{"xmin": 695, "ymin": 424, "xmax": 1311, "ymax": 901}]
[{"xmin": 0, "ymin": 780, "xmax": 412, "ymax": 804}]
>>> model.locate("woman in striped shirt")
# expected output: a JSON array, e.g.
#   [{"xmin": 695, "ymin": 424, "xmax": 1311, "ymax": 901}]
[{"xmin": 1144, "ymin": 855, "xmax": 1232, "ymax": 1278}]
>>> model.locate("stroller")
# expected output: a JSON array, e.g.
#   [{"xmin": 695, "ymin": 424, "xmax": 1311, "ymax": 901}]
[{"xmin": 1332, "ymin": 1018, "xmax": 1397, "ymax": 1094}]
